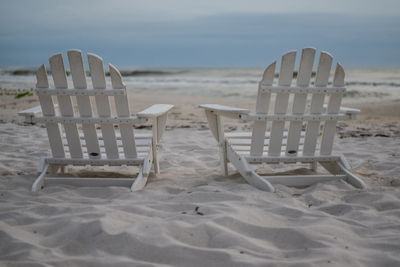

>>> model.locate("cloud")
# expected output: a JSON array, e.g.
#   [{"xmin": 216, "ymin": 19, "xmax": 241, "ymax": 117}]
[{"xmin": 0, "ymin": 2, "xmax": 399, "ymax": 67}]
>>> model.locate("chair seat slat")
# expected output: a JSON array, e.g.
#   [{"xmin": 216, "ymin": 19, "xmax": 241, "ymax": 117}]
[
  {"xmin": 71, "ymin": 132, "xmax": 152, "ymax": 140},
  {"xmin": 226, "ymin": 131, "xmax": 307, "ymax": 139},
  {"xmin": 260, "ymin": 85, "xmax": 345, "ymax": 93},
  {"xmin": 34, "ymin": 116, "xmax": 147, "ymax": 124},
  {"xmin": 241, "ymin": 113, "xmax": 348, "ymax": 121},
  {"xmin": 35, "ymin": 88, "xmax": 126, "ymax": 96}
]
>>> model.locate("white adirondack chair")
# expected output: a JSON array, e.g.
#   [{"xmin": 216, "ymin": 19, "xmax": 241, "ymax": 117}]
[
  {"xmin": 200, "ymin": 48, "xmax": 366, "ymax": 192},
  {"xmin": 30, "ymin": 50, "xmax": 173, "ymax": 192}
]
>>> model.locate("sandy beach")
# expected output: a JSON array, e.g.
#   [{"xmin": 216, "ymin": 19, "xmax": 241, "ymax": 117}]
[{"xmin": 0, "ymin": 89, "xmax": 399, "ymax": 266}]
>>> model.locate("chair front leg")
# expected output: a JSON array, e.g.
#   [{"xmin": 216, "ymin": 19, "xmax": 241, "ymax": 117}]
[
  {"xmin": 151, "ymin": 117, "xmax": 160, "ymax": 174},
  {"xmin": 204, "ymin": 110, "xmax": 228, "ymax": 176},
  {"xmin": 216, "ymin": 115, "xmax": 228, "ymax": 176}
]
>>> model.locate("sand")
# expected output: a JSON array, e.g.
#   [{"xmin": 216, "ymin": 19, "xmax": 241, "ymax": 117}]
[{"xmin": 0, "ymin": 91, "xmax": 399, "ymax": 266}]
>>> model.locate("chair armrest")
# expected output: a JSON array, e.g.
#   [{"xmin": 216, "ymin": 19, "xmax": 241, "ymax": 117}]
[
  {"xmin": 339, "ymin": 106, "xmax": 360, "ymax": 120},
  {"xmin": 322, "ymin": 104, "xmax": 360, "ymax": 120},
  {"xmin": 18, "ymin": 105, "xmax": 42, "ymax": 124},
  {"xmin": 322, "ymin": 104, "xmax": 360, "ymax": 114},
  {"xmin": 339, "ymin": 106, "xmax": 360, "ymax": 114},
  {"xmin": 18, "ymin": 105, "xmax": 42, "ymax": 117},
  {"xmin": 137, "ymin": 104, "xmax": 174, "ymax": 148},
  {"xmin": 137, "ymin": 104, "xmax": 174, "ymax": 118},
  {"xmin": 199, "ymin": 104, "xmax": 250, "ymax": 119},
  {"xmin": 18, "ymin": 104, "xmax": 61, "ymax": 124}
]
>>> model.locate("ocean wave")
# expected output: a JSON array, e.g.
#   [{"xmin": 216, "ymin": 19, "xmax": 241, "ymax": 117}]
[
  {"xmin": 1, "ymin": 69, "xmax": 37, "ymax": 76},
  {"xmin": 2, "ymin": 68, "xmax": 400, "ymax": 88},
  {"xmin": 0, "ymin": 68, "xmax": 187, "ymax": 77},
  {"xmin": 345, "ymin": 81, "xmax": 400, "ymax": 87},
  {"xmin": 117, "ymin": 70, "xmax": 187, "ymax": 76}
]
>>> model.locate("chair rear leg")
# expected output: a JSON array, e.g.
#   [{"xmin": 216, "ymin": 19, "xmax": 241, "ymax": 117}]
[
  {"xmin": 320, "ymin": 159, "xmax": 366, "ymax": 189},
  {"xmin": 338, "ymin": 157, "xmax": 366, "ymax": 189},
  {"xmin": 131, "ymin": 166, "xmax": 148, "ymax": 191},
  {"xmin": 310, "ymin": 161, "xmax": 318, "ymax": 172},
  {"xmin": 131, "ymin": 153, "xmax": 153, "ymax": 191},
  {"xmin": 32, "ymin": 163, "xmax": 49, "ymax": 192},
  {"xmin": 49, "ymin": 165, "xmax": 60, "ymax": 175},
  {"xmin": 227, "ymin": 146, "xmax": 275, "ymax": 192}
]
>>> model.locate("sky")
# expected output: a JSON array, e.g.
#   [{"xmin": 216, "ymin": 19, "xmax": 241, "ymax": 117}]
[{"xmin": 0, "ymin": 0, "xmax": 400, "ymax": 67}]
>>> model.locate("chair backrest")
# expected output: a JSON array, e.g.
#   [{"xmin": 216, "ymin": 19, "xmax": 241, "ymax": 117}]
[
  {"xmin": 250, "ymin": 48, "xmax": 345, "ymax": 157},
  {"xmin": 36, "ymin": 50, "xmax": 139, "ymax": 161}
]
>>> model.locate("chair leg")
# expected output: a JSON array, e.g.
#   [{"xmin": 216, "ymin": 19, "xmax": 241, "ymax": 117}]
[
  {"xmin": 32, "ymin": 163, "xmax": 49, "ymax": 192},
  {"xmin": 60, "ymin": 166, "xmax": 67, "ymax": 174},
  {"xmin": 216, "ymin": 115, "xmax": 228, "ymax": 176},
  {"xmin": 310, "ymin": 161, "xmax": 318, "ymax": 172},
  {"xmin": 131, "ymin": 154, "xmax": 153, "ymax": 191},
  {"xmin": 227, "ymin": 146, "xmax": 275, "ymax": 192},
  {"xmin": 152, "ymin": 118, "xmax": 160, "ymax": 175},
  {"xmin": 49, "ymin": 165, "xmax": 60, "ymax": 175},
  {"xmin": 152, "ymin": 141, "xmax": 160, "ymax": 175},
  {"xmin": 320, "ymin": 159, "xmax": 366, "ymax": 189},
  {"xmin": 131, "ymin": 166, "xmax": 148, "ymax": 191},
  {"xmin": 338, "ymin": 157, "xmax": 366, "ymax": 189},
  {"xmin": 219, "ymin": 140, "xmax": 228, "ymax": 176}
]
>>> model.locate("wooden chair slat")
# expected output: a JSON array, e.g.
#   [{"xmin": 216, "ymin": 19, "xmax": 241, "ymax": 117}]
[
  {"xmin": 36, "ymin": 64, "xmax": 49, "ymax": 89},
  {"xmin": 296, "ymin": 47, "xmax": 316, "ymax": 86},
  {"xmin": 87, "ymin": 53, "xmax": 119, "ymax": 159},
  {"xmin": 67, "ymin": 50, "xmax": 87, "ymax": 89},
  {"xmin": 268, "ymin": 51, "xmax": 296, "ymax": 156},
  {"xmin": 303, "ymin": 52, "xmax": 333, "ymax": 155},
  {"xmin": 68, "ymin": 50, "xmax": 101, "ymax": 159},
  {"xmin": 286, "ymin": 48, "xmax": 316, "ymax": 156},
  {"xmin": 49, "ymin": 53, "xmax": 82, "ymax": 158},
  {"xmin": 320, "ymin": 63, "xmax": 344, "ymax": 155},
  {"xmin": 36, "ymin": 64, "xmax": 65, "ymax": 158},
  {"xmin": 110, "ymin": 64, "xmax": 137, "ymax": 158},
  {"xmin": 250, "ymin": 62, "xmax": 275, "ymax": 156}
]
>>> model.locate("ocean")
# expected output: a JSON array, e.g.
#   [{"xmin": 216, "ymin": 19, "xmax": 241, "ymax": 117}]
[{"xmin": 1, "ymin": 67, "xmax": 399, "ymax": 104}]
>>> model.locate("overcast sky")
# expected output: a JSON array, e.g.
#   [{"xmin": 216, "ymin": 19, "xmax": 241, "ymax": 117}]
[{"xmin": 1, "ymin": 0, "xmax": 399, "ymax": 67}]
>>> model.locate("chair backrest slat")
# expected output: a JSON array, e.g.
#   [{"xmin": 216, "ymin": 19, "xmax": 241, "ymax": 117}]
[
  {"xmin": 110, "ymin": 64, "xmax": 137, "ymax": 158},
  {"xmin": 87, "ymin": 53, "xmax": 119, "ymax": 159},
  {"xmin": 286, "ymin": 48, "xmax": 315, "ymax": 156},
  {"xmin": 49, "ymin": 54, "xmax": 83, "ymax": 158},
  {"xmin": 268, "ymin": 51, "xmax": 296, "ymax": 156},
  {"xmin": 36, "ymin": 64, "xmax": 65, "ymax": 158},
  {"xmin": 68, "ymin": 50, "xmax": 101, "ymax": 159},
  {"xmin": 320, "ymin": 63, "xmax": 344, "ymax": 155},
  {"xmin": 250, "ymin": 62, "xmax": 276, "ymax": 156},
  {"xmin": 303, "ymin": 52, "xmax": 332, "ymax": 155},
  {"xmin": 36, "ymin": 65, "xmax": 54, "ymax": 116}
]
